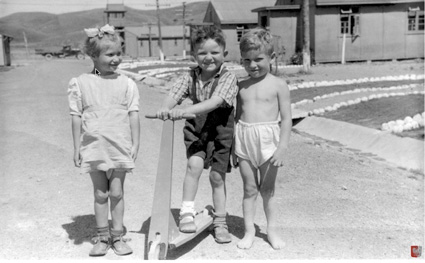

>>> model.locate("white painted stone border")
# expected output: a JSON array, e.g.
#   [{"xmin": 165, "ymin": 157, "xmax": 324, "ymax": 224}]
[
  {"xmin": 288, "ymin": 74, "xmax": 425, "ymax": 90},
  {"xmin": 292, "ymin": 83, "xmax": 424, "ymax": 107},
  {"xmin": 381, "ymin": 112, "xmax": 425, "ymax": 133},
  {"xmin": 303, "ymin": 90, "xmax": 425, "ymax": 116}
]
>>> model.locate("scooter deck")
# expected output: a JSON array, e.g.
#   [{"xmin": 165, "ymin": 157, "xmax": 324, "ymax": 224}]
[{"xmin": 169, "ymin": 207, "xmax": 213, "ymax": 249}]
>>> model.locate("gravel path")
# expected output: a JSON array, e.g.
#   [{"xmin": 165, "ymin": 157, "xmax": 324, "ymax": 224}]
[{"xmin": 0, "ymin": 59, "xmax": 423, "ymax": 260}]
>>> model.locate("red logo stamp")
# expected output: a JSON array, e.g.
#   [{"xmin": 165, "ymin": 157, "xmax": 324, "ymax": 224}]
[{"xmin": 411, "ymin": 246, "xmax": 422, "ymax": 257}]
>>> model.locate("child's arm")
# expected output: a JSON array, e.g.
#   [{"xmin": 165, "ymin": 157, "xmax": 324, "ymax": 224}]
[
  {"xmin": 156, "ymin": 96, "xmax": 179, "ymax": 120},
  {"xmin": 270, "ymin": 80, "xmax": 292, "ymax": 167},
  {"xmin": 169, "ymin": 71, "xmax": 238, "ymax": 119},
  {"xmin": 129, "ymin": 111, "xmax": 140, "ymax": 161},
  {"xmin": 231, "ymin": 92, "xmax": 242, "ymax": 168},
  {"xmin": 168, "ymin": 95, "xmax": 224, "ymax": 119},
  {"xmin": 71, "ymin": 115, "xmax": 82, "ymax": 167}
]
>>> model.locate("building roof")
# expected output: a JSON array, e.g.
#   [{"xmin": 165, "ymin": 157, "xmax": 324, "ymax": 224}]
[
  {"xmin": 126, "ymin": 26, "xmax": 190, "ymax": 39},
  {"xmin": 0, "ymin": 33, "xmax": 13, "ymax": 40},
  {"xmin": 207, "ymin": 0, "xmax": 277, "ymax": 24},
  {"xmin": 104, "ymin": 3, "xmax": 126, "ymax": 12},
  {"xmin": 252, "ymin": 5, "xmax": 300, "ymax": 12},
  {"xmin": 316, "ymin": 0, "xmax": 424, "ymax": 5}
]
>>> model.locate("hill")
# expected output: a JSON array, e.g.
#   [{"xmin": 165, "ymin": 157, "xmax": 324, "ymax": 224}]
[{"xmin": 0, "ymin": 1, "xmax": 208, "ymax": 48}]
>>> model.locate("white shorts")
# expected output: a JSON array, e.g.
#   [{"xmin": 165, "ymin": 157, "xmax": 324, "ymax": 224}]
[{"xmin": 234, "ymin": 120, "xmax": 280, "ymax": 168}]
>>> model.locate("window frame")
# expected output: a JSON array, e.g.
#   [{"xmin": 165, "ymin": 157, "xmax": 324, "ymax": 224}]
[
  {"xmin": 340, "ymin": 7, "xmax": 360, "ymax": 37},
  {"xmin": 236, "ymin": 25, "xmax": 247, "ymax": 42},
  {"xmin": 408, "ymin": 8, "xmax": 424, "ymax": 32}
]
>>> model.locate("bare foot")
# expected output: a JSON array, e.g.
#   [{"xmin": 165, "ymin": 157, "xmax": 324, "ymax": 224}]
[
  {"xmin": 267, "ymin": 230, "xmax": 285, "ymax": 250},
  {"xmin": 237, "ymin": 231, "xmax": 255, "ymax": 249}
]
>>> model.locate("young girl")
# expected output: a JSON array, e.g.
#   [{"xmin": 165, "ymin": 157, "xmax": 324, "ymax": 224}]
[{"xmin": 67, "ymin": 24, "xmax": 140, "ymax": 256}]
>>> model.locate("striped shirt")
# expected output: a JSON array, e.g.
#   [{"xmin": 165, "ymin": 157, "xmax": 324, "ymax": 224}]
[{"xmin": 169, "ymin": 65, "xmax": 238, "ymax": 107}]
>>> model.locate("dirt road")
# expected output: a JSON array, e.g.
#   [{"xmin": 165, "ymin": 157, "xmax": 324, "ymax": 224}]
[{"xmin": 0, "ymin": 59, "xmax": 423, "ymax": 260}]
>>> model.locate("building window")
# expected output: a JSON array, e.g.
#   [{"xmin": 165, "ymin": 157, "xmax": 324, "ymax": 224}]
[
  {"xmin": 111, "ymin": 13, "xmax": 123, "ymax": 19},
  {"xmin": 260, "ymin": 16, "xmax": 268, "ymax": 28},
  {"xmin": 340, "ymin": 7, "xmax": 360, "ymax": 36},
  {"xmin": 236, "ymin": 26, "xmax": 247, "ymax": 42},
  {"xmin": 175, "ymin": 39, "xmax": 178, "ymax": 46},
  {"xmin": 408, "ymin": 8, "xmax": 424, "ymax": 31}
]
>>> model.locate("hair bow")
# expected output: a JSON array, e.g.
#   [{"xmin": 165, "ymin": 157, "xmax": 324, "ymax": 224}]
[{"xmin": 84, "ymin": 24, "xmax": 115, "ymax": 38}]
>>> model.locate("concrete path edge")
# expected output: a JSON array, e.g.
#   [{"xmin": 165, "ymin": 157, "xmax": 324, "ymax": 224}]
[{"xmin": 293, "ymin": 116, "xmax": 424, "ymax": 174}]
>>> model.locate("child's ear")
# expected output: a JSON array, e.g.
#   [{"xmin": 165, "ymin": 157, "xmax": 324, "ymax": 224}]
[
  {"xmin": 270, "ymin": 52, "xmax": 276, "ymax": 63},
  {"xmin": 224, "ymin": 50, "xmax": 228, "ymax": 57}
]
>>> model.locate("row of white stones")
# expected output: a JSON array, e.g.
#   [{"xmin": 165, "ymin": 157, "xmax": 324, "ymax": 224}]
[
  {"xmin": 119, "ymin": 61, "xmax": 188, "ymax": 69},
  {"xmin": 288, "ymin": 74, "xmax": 425, "ymax": 90},
  {"xmin": 381, "ymin": 112, "xmax": 425, "ymax": 133},
  {"xmin": 133, "ymin": 63, "xmax": 303, "ymax": 77},
  {"xmin": 292, "ymin": 83, "xmax": 424, "ymax": 107},
  {"xmin": 137, "ymin": 67, "xmax": 186, "ymax": 76},
  {"xmin": 298, "ymin": 90, "xmax": 425, "ymax": 116}
]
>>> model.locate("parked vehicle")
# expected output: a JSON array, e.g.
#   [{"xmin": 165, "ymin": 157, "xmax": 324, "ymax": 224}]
[{"xmin": 35, "ymin": 45, "xmax": 85, "ymax": 60}]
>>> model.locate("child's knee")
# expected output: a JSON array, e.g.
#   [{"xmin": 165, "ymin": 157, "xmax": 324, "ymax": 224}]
[
  {"xmin": 260, "ymin": 186, "xmax": 275, "ymax": 198},
  {"xmin": 94, "ymin": 189, "xmax": 109, "ymax": 204},
  {"xmin": 186, "ymin": 157, "xmax": 204, "ymax": 175},
  {"xmin": 209, "ymin": 170, "xmax": 225, "ymax": 187},
  {"xmin": 244, "ymin": 184, "xmax": 259, "ymax": 198},
  {"xmin": 109, "ymin": 189, "xmax": 124, "ymax": 202}
]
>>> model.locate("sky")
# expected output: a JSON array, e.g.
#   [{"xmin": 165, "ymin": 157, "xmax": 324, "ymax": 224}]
[{"xmin": 0, "ymin": 0, "xmax": 204, "ymax": 18}]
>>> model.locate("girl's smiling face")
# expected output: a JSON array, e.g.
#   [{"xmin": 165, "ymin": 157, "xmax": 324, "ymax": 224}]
[
  {"xmin": 241, "ymin": 49, "xmax": 274, "ymax": 79},
  {"xmin": 92, "ymin": 42, "xmax": 122, "ymax": 75}
]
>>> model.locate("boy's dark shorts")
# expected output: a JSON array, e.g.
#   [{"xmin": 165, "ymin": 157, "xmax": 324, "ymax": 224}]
[{"xmin": 183, "ymin": 107, "xmax": 234, "ymax": 174}]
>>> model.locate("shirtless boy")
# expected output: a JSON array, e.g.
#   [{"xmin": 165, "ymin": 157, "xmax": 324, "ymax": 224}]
[{"xmin": 234, "ymin": 28, "xmax": 292, "ymax": 250}]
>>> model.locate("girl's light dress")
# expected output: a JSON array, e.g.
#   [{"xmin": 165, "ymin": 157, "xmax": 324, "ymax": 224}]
[{"xmin": 68, "ymin": 73, "xmax": 140, "ymax": 174}]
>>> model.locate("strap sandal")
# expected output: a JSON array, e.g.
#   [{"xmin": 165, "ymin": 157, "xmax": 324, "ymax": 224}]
[
  {"xmin": 89, "ymin": 235, "xmax": 110, "ymax": 256},
  {"xmin": 179, "ymin": 212, "xmax": 197, "ymax": 233},
  {"xmin": 111, "ymin": 235, "xmax": 133, "ymax": 256},
  {"xmin": 212, "ymin": 213, "xmax": 232, "ymax": 244},
  {"xmin": 213, "ymin": 224, "xmax": 232, "ymax": 244}
]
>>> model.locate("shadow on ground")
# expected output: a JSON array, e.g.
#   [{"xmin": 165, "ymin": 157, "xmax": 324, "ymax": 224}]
[
  {"xmin": 134, "ymin": 208, "xmax": 213, "ymax": 259},
  {"xmin": 62, "ymin": 214, "xmax": 97, "ymax": 245},
  {"xmin": 131, "ymin": 209, "xmax": 267, "ymax": 259}
]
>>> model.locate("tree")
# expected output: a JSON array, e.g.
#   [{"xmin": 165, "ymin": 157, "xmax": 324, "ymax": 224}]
[{"xmin": 302, "ymin": 0, "xmax": 311, "ymax": 72}]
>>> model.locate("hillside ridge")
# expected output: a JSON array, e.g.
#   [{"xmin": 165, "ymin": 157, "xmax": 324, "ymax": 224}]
[{"xmin": 0, "ymin": 1, "xmax": 208, "ymax": 47}]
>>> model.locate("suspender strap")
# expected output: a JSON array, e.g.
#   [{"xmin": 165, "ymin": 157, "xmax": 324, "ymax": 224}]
[{"xmin": 190, "ymin": 68, "xmax": 229, "ymax": 104}]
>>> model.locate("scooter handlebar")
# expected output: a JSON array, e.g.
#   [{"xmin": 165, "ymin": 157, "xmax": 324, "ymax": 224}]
[{"xmin": 145, "ymin": 113, "xmax": 196, "ymax": 120}]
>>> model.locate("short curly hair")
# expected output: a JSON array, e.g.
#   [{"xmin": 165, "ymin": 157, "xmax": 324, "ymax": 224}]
[
  {"xmin": 84, "ymin": 33, "xmax": 123, "ymax": 58},
  {"xmin": 239, "ymin": 27, "xmax": 274, "ymax": 56},
  {"xmin": 190, "ymin": 25, "xmax": 226, "ymax": 51}
]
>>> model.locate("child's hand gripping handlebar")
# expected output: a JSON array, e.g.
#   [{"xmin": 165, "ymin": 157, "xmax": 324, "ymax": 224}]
[{"xmin": 145, "ymin": 113, "xmax": 196, "ymax": 120}]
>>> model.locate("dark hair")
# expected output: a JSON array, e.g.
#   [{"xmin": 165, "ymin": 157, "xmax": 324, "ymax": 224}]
[
  {"xmin": 190, "ymin": 25, "xmax": 226, "ymax": 51},
  {"xmin": 239, "ymin": 27, "xmax": 274, "ymax": 56}
]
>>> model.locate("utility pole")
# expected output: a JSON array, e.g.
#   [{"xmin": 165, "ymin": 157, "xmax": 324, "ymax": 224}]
[
  {"xmin": 176, "ymin": 2, "xmax": 191, "ymax": 59},
  {"xmin": 156, "ymin": 0, "xmax": 164, "ymax": 62},
  {"xmin": 22, "ymin": 32, "xmax": 29, "ymax": 59},
  {"xmin": 301, "ymin": 0, "xmax": 311, "ymax": 72},
  {"xmin": 148, "ymin": 22, "xmax": 153, "ymax": 57},
  {"xmin": 182, "ymin": 2, "xmax": 187, "ymax": 59}
]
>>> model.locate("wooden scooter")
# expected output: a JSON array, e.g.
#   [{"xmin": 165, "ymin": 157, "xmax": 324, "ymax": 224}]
[{"xmin": 145, "ymin": 114, "xmax": 214, "ymax": 260}]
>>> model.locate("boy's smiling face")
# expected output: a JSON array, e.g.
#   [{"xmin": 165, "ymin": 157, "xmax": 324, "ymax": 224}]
[
  {"xmin": 194, "ymin": 39, "xmax": 227, "ymax": 77},
  {"xmin": 241, "ymin": 48, "xmax": 274, "ymax": 79}
]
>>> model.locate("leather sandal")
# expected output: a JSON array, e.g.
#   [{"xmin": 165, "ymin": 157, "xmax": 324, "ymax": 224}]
[
  {"xmin": 89, "ymin": 236, "xmax": 110, "ymax": 256},
  {"xmin": 179, "ymin": 212, "xmax": 197, "ymax": 233},
  {"xmin": 212, "ymin": 213, "xmax": 231, "ymax": 243},
  {"xmin": 111, "ymin": 235, "xmax": 133, "ymax": 256}
]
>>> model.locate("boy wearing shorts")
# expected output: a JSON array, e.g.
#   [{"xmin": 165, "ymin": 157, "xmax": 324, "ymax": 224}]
[
  {"xmin": 234, "ymin": 28, "xmax": 292, "ymax": 250},
  {"xmin": 156, "ymin": 25, "xmax": 238, "ymax": 243}
]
